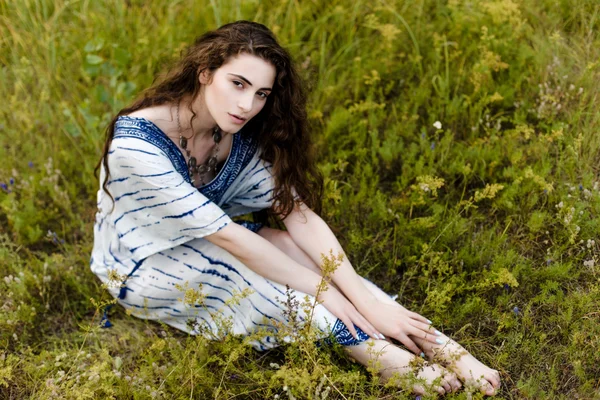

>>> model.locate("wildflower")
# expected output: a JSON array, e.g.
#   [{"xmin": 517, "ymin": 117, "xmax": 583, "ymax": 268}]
[
  {"xmin": 28, "ymin": 161, "xmax": 34, "ymax": 168},
  {"xmin": 46, "ymin": 230, "xmax": 64, "ymax": 245},
  {"xmin": 9, "ymin": 178, "xmax": 14, "ymax": 185},
  {"xmin": 583, "ymin": 259, "xmax": 595, "ymax": 268},
  {"xmin": 433, "ymin": 121, "xmax": 442, "ymax": 130},
  {"xmin": 546, "ymin": 259, "xmax": 552, "ymax": 266},
  {"xmin": 579, "ymin": 184, "xmax": 584, "ymax": 190},
  {"xmin": 556, "ymin": 201, "xmax": 564, "ymax": 209},
  {"xmin": 512, "ymin": 306, "xmax": 520, "ymax": 316},
  {"xmin": 0, "ymin": 183, "xmax": 9, "ymax": 193},
  {"xmin": 587, "ymin": 239, "xmax": 595, "ymax": 249},
  {"xmin": 430, "ymin": 142, "xmax": 436, "ymax": 150},
  {"xmin": 503, "ymin": 283, "xmax": 511, "ymax": 292}
]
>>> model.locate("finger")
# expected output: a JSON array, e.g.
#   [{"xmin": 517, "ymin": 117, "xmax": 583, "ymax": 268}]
[
  {"xmin": 410, "ymin": 322, "xmax": 443, "ymax": 344},
  {"xmin": 411, "ymin": 326, "xmax": 444, "ymax": 345},
  {"xmin": 342, "ymin": 317, "xmax": 359, "ymax": 340},
  {"xmin": 397, "ymin": 333, "xmax": 421, "ymax": 355},
  {"xmin": 412, "ymin": 320, "xmax": 439, "ymax": 336},
  {"xmin": 409, "ymin": 311, "xmax": 431, "ymax": 324},
  {"xmin": 352, "ymin": 310, "xmax": 381, "ymax": 340}
]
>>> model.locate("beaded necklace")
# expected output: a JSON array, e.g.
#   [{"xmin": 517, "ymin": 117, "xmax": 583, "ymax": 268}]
[{"xmin": 176, "ymin": 101, "xmax": 222, "ymax": 186}]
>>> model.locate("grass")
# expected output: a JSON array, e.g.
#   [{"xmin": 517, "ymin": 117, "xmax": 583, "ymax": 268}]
[{"xmin": 1, "ymin": 0, "xmax": 599, "ymax": 398}]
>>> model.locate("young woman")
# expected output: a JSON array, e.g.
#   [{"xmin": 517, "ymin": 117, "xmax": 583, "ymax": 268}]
[{"xmin": 91, "ymin": 21, "xmax": 500, "ymax": 396}]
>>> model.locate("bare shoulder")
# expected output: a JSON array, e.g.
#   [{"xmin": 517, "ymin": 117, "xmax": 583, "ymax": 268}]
[{"xmin": 125, "ymin": 104, "xmax": 176, "ymax": 136}]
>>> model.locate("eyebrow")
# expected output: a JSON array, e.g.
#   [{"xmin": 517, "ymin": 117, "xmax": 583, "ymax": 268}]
[{"xmin": 228, "ymin": 73, "xmax": 272, "ymax": 91}]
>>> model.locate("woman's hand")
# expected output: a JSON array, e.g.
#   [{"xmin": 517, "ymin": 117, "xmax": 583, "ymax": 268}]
[
  {"xmin": 318, "ymin": 287, "xmax": 383, "ymax": 341},
  {"xmin": 359, "ymin": 300, "xmax": 443, "ymax": 354}
]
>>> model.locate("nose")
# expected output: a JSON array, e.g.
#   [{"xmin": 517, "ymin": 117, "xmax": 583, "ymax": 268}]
[{"xmin": 238, "ymin": 93, "xmax": 253, "ymax": 113}]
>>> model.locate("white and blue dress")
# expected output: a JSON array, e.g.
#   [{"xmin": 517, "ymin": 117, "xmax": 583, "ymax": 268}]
[{"xmin": 90, "ymin": 116, "xmax": 371, "ymax": 350}]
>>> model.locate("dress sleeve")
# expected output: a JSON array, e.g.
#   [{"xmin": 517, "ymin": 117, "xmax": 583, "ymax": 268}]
[
  {"xmin": 103, "ymin": 135, "xmax": 232, "ymax": 260},
  {"xmin": 222, "ymin": 154, "xmax": 276, "ymax": 214}
]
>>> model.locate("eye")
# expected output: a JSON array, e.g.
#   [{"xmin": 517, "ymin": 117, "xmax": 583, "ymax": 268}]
[
  {"xmin": 233, "ymin": 80, "xmax": 243, "ymax": 88},
  {"xmin": 257, "ymin": 92, "xmax": 268, "ymax": 99}
]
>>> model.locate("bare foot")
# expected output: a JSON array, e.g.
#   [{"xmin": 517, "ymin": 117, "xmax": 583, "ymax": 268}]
[
  {"xmin": 451, "ymin": 350, "xmax": 501, "ymax": 396},
  {"xmin": 346, "ymin": 339, "xmax": 462, "ymax": 396},
  {"xmin": 423, "ymin": 336, "xmax": 501, "ymax": 396}
]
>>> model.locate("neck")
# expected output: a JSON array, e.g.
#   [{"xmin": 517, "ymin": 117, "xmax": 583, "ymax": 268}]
[{"xmin": 177, "ymin": 95, "xmax": 219, "ymax": 142}]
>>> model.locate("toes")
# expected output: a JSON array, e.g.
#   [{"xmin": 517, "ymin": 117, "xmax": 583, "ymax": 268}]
[
  {"xmin": 413, "ymin": 384, "xmax": 426, "ymax": 395},
  {"xmin": 450, "ymin": 378, "xmax": 462, "ymax": 392},
  {"xmin": 413, "ymin": 383, "xmax": 445, "ymax": 396},
  {"xmin": 491, "ymin": 370, "xmax": 502, "ymax": 387},
  {"xmin": 484, "ymin": 370, "xmax": 501, "ymax": 389},
  {"xmin": 480, "ymin": 380, "xmax": 496, "ymax": 396},
  {"xmin": 442, "ymin": 372, "xmax": 461, "ymax": 393},
  {"xmin": 441, "ymin": 380, "xmax": 452, "ymax": 393}
]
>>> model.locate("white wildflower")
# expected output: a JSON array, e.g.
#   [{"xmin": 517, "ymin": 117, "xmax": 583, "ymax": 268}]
[{"xmin": 433, "ymin": 121, "xmax": 442, "ymax": 130}]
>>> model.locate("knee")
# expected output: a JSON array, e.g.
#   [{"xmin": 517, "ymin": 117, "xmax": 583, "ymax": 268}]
[{"xmin": 258, "ymin": 227, "xmax": 297, "ymax": 252}]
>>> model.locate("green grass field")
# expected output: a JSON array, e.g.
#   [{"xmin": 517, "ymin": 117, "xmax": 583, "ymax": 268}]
[{"xmin": 1, "ymin": 0, "xmax": 599, "ymax": 398}]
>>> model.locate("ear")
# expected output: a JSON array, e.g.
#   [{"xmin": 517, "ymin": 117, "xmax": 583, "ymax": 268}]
[{"xmin": 199, "ymin": 69, "xmax": 210, "ymax": 85}]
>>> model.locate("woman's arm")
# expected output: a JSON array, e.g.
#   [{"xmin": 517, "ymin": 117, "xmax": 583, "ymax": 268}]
[
  {"xmin": 281, "ymin": 202, "xmax": 377, "ymax": 308},
  {"xmin": 204, "ymin": 222, "xmax": 379, "ymax": 340},
  {"xmin": 282, "ymin": 203, "xmax": 443, "ymax": 354}
]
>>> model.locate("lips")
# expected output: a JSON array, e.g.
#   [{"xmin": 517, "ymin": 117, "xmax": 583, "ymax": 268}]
[{"xmin": 228, "ymin": 113, "xmax": 247, "ymax": 123}]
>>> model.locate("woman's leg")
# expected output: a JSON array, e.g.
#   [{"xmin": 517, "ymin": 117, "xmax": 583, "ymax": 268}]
[
  {"xmin": 257, "ymin": 227, "xmax": 461, "ymax": 395},
  {"xmin": 344, "ymin": 338, "xmax": 461, "ymax": 395},
  {"xmin": 359, "ymin": 278, "xmax": 502, "ymax": 396}
]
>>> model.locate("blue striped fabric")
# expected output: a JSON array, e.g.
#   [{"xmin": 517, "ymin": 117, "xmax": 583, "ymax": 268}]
[{"xmin": 91, "ymin": 116, "xmax": 373, "ymax": 350}]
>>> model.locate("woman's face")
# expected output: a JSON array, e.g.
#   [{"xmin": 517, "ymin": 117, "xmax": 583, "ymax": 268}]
[{"xmin": 201, "ymin": 53, "xmax": 276, "ymax": 134}]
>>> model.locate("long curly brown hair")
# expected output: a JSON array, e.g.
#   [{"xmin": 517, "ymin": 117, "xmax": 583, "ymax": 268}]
[{"xmin": 95, "ymin": 20, "xmax": 323, "ymax": 220}]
